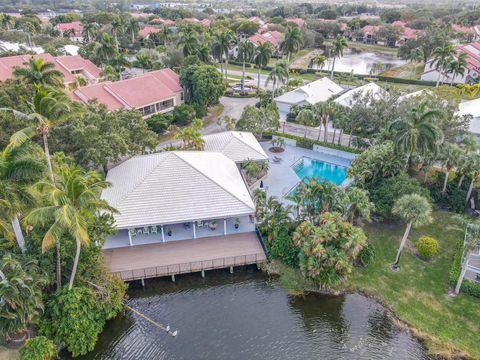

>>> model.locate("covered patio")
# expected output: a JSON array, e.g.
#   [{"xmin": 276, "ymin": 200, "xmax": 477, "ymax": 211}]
[{"xmin": 104, "ymin": 232, "xmax": 267, "ymax": 281}]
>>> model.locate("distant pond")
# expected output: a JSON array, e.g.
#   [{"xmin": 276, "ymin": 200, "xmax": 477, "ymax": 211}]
[
  {"xmin": 71, "ymin": 270, "xmax": 430, "ymax": 360},
  {"xmin": 313, "ymin": 48, "xmax": 407, "ymax": 75}
]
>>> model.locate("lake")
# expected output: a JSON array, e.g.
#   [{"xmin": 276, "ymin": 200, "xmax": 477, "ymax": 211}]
[
  {"xmin": 72, "ymin": 270, "xmax": 430, "ymax": 360},
  {"xmin": 313, "ymin": 48, "xmax": 407, "ymax": 75}
]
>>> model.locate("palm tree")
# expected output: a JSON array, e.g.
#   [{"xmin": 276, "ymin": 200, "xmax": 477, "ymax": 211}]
[
  {"xmin": 330, "ymin": 34, "xmax": 348, "ymax": 79},
  {"xmin": 174, "ymin": 118, "xmax": 204, "ymax": 150},
  {"xmin": 25, "ymin": 165, "xmax": 115, "ymax": 290},
  {"xmin": 311, "ymin": 53, "xmax": 327, "ymax": 70},
  {"xmin": 439, "ymin": 142, "xmax": 462, "ymax": 193},
  {"xmin": 126, "ymin": 18, "xmax": 139, "ymax": 44},
  {"xmin": 342, "ymin": 186, "xmax": 374, "ymax": 224},
  {"xmin": 253, "ymin": 42, "xmax": 272, "ymax": 95},
  {"xmin": 197, "ymin": 42, "xmax": 211, "ymax": 63},
  {"xmin": 388, "ymin": 101, "xmax": 443, "ymax": 167},
  {"xmin": 110, "ymin": 18, "xmax": 124, "ymax": 50},
  {"xmin": 391, "ymin": 194, "xmax": 433, "ymax": 269},
  {"xmin": 295, "ymin": 108, "xmax": 316, "ymax": 126},
  {"xmin": 82, "ymin": 22, "xmax": 99, "ymax": 43},
  {"xmin": 136, "ymin": 53, "xmax": 152, "ymax": 73},
  {"xmin": 242, "ymin": 159, "xmax": 261, "ymax": 180},
  {"xmin": 446, "ymin": 52, "xmax": 468, "ymax": 85},
  {"xmin": 1, "ymin": 13, "xmax": 15, "ymax": 30},
  {"xmin": 280, "ymin": 26, "xmax": 303, "ymax": 62},
  {"xmin": 266, "ymin": 60, "xmax": 289, "ymax": 98},
  {"xmin": 4, "ymin": 87, "xmax": 71, "ymax": 289},
  {"xmin": 237, "ymin": 40, "xmax": 255, "ymax": 94},
  {"xmin": 212, "ymin": 30, "xmax": 235, "ymax": 81},
  {"xmin": 314, "ymin": 101, "xmax": 338, "ymax": 142},
  {"xmin": 178, "ymin": 27, "xmax": 199, "ymax": 57},
  {"xmin": 431, "ymin": 43, "xmax": 455, "ymax": 87},
  {"xmin": 0, "ymin": 142, "xmax": 45, "ymax": 252},
  {"xmin": 13, "ymin": 57, "xmax": 64, "ymax": 88},
  {"xmin": 95, "ymin": 33, "xmax": 117, "ymax": 63},
  {"xmin": 407, "ymin": 47, "xmax": 424, "ymax": 77},
  {"xmin": 465, "ymin": 153, "xmax": 480, "ymax": 204}
]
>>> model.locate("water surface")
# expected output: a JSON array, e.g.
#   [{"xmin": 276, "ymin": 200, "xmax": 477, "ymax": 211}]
[{"xmin": 74, "ymin": 270, "xmax": 429, "ymax": 360}]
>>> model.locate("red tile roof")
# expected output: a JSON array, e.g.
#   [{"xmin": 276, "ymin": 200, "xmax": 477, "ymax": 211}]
[
  {"xmin": 361, "ymin": 25, "xmax": 380, "ymax": 35},
  {"xmin": 248, "ymin": 31, "xmax": 283, "ymax": 47},
  {"xmin": 457, "ymin": 42, "xmax": 480, "ymax": 71},
  {"xmin": 71, "ymin": 69, "xmax": 182, "ymax": 111},
  {"xmin": 0, "ymin": 54, "xmax": 101, "ymax": 84},
  {"xmin": 139, "ymin": 26, "xmax": 161, "ymax": 38},
  {"xmin": 286, "ymin": 18, "xmax": 305, "ymax": 27},
  {"xmin": 56, "ymin": 21, "xmax": 83, "ymax": 37},
  {"xmin": 452, "ymin": 24, "xmax": 473, "ymax": 33}
]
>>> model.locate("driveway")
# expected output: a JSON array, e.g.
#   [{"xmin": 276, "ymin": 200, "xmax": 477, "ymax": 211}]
[
  {"xmin": 220, "ymin": 68, "xmax": 274, "ymax": 90},
  {"xmin": 219, "ymin": 96, "xmax": 258, "ymax": 119}
]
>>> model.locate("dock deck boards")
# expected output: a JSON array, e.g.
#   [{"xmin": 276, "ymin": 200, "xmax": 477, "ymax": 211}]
[{"xmin": 103, "ymin": 232, "xmax": 267, "ymax": 281}]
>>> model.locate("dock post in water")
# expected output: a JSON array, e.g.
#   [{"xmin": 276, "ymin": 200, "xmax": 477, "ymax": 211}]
[
  {"xmin": 171, "ymin": 274, "xmax": 176, "ymax": 282},
  {"xmin": 230, "ymin": 266, "xmax": 233, "ymax": 274},
  {"xmin": 201, "ymin": 270, "xmax": 205, "ymax": 278},
  {"xmin": 141, "ymin": 278, "xmax": 145, "ymax": 287}
]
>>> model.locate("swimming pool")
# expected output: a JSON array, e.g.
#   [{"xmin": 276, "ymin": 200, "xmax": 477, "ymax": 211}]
[{"xmin": 292, "ymin": 157, "xmax": 348, "ymax": 185}]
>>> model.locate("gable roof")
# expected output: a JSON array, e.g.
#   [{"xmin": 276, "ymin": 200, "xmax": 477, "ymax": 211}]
[
  {"xmin": 334, "ymin": 82, "xmax": 386, "ymax": 108},
  {"xmin": 56, "ymin": 21, "xmax": 83, "ymax": 36},
  {"xmin": 139, "ymin": 26, "xmax": 161, "ymax": 38},
  {"xmin": 248, "ymin": 31, "xmax": 283, "ymax": 46},
  {"xmin": 457, "ymin": 98, "xmax": 480, "ymax": 135},
  {"xmin": 102, "ymin": 151, "xmax": 255, "ymax": 228},
  {"xmin": 202, "ymin": 131, "xmax": 268, "ymax": 163},
  {"xmin": 274, "ymin": 77, "xmax": 343, "ymax": 105},
  {"xmin": 70, "ymin": 69, "xmax": 182, "ymax": 110}
]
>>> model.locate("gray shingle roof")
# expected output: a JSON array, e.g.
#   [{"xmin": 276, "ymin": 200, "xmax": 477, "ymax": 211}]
[{"xmin": 102, "ymin": 151, "xmax": 255, "ymax": 229}]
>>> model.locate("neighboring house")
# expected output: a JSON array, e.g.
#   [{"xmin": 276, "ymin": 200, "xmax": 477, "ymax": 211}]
[
  {"xmin": 0, "ymin": 54, "xmax": 101, "ymax": 85},
  {"xmin": 421, "ymin": 42, "xmax": 480, "ymax": 84},
  {"xmin": 248, "ymin": 31, "xmax": 283, "ymax": 48},
  {"xmin": 150, "ymin": 17, "xmax": 175, "ymax": 26},
  {"xmin": 359, "ymin": 25, "xmax": 380, "ymax": 44},
  {"xmin": 473, "ymin": 25, "xmax": 480, "ymax": 41},
  {"xmin": 456, "ymin": 98, "xmax": 480, "ymax": 136},
  {"xmin": 391, "ymin": 21, "xmax": 419, "ymax": 45},
  {"xmin": 182, "ymin": 17, "xmax": 211, "ymax": 26},
  {"xmin": 286, "ymin": 18, "xmax": 305, "ymax": 27},
  {"xmin": 101, "ymin": 151, "xmax": 266, "ymax": 281},
  {"xmin": 274, "ymin": 77, "xmax": 344, "ymax": 118},
  {"xmin": 249, "ymin": 16, "xmax": 265, "ymax": 26},
  {"xmin": 138, "ymin": 25, "xmax": 161, "ymax": 38},
  {"xmin": 452, "ymin": 24, "xmax": 475, "ymax": 41},
  {"xmin": 202, "ymin": 131, "xmax": 269, "ymax": 163},
  {"xmin": 56, "ymin": 21, "xmax": 83, "ymax": 42},
  {"xmin": 70, "ymin": 68, "xmax": 184, "ymax": 117},
  {"xmin": 334, "ymin": 82, "xmax": 386, "ymax": 108}
]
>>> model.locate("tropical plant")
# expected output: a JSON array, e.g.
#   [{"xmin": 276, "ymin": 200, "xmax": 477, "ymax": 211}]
[
  {"xmin": 255, "ymin": 194, "xmax": 292, "ymax": 242},
  {"xmin": 25, "ymin": 165, "xmax": 116, "ymax": 290},
  {"xmin": 235, "ymin": 104, "xmax": 280, "ymax": 138},
  {"xmin": 237, "ymin": 40, "xmax": 255, "ymax": 94},
  {"xmin": 438, "ymin": 142, "xmax": 462, "ymax": 193},
  {"xmin": 0, "ymin": 255, "xmax": 47, "ymax": 339},
  {"xmin": 95, "ymin": 33, "xmax": 117, "ymax": 63},
  {"xmin": 13, "ymin": 58, "xmax": 64, "ymax": 88},
  {"xmin": 110, "ymin": 17, "xmax": 123, "ymax": 50},
  {"xmin": 465, "ymin": 152, "xmax": 480, "ymax": 204},
  {"xmin": 174, "ymin": 118, "xmax": 204, "ymax": 150},
  {"xmin": 0, "ymin": 13, "xmax": 15, "ymax": 30},
  {"xmin": 457, "ymin": 83, "xmax": 480, "ymax": 99},
  {"xmin": 82, "ymin": 22, "xmax": 99, "ymax": 43},
  {"xmin": 295, "ymin": 108, "xmax": 317, "ymax": 126},
  {"xmin": 431, "ymin": 43, "xmax": 455, "ymax": 86},
  {"xmin": 20, "ymin": 336, "xmax": 55, "ymax": 360},
  {"xmin": 242, "ymin": 159, "xmax": 261, "ymax": 180},
  {"xmin": 126, "ymin": 18, "xmax": 139, "ymax": 44},
  {"xmin": 280, "ymin": 26, "xmax": 303, "ymax": 62},
  {"xmin": 292, "ymin": 212, "xmax": 367, "ymax": 284},
  {"xmin": 311, "ymin": 53, "xmax": 327, "ymax": 70},
  {"xmin": 407, "ymin": 47, "xmax": 424, "ymax": 77},
  {"xmin": 330, "ymin": 34, "xmax": 348, "ymax": 79},
  {"xmin": 178, "ymin": 27, "xmax": 200, "ymax": 57},
  {"xmin": 388, "ymin": 101, "xmax": 443, "ymax": 167},
  {"xmin": 314, "ymin": 101, "xmax": 338, "ymax": 142},
  {"xmin": 136, "ymin": 53, "xmax": 153, "ymax": 73},
  {"xmin": 271, "ymin": 137, "xmax": 285, "ymax": 150},
  {"xmin": 212, "ymin": 29, "xmax": 235, "ymax": 81},
  {"xmin": 342, "ymin": 186, "xmax": 374, "ymax": 224},
  {"xmin": 266, "ymin": 60, "xmax": 289, "ymax": 98},
  {"xmin": 446, "ymin": 52, "xmax": 468, "ymax": 86},
  {"xmin": 0, "ymin": 142, "xmax": 45, "ymax": 251},
  {"xmin": 253, "ymin": 42, "xmax": 272, "ymax": 94},
  {"xmin": 391, "ymin": 194, "xmax": 433, "ymax": 269},
  {"xmin": 415, "ymin": 235, "xmax": 439, "ymax": 259}
]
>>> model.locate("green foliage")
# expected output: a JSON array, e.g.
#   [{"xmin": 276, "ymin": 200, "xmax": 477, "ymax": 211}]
[
  {"xmin": 267, "ymin": 223, "xmax": 299, "ymax": 268},
  {"xmin": 40, "ymin": 287, "xmax": 105, "ymax": 357},
  {"xmin": 292, "ymin": 212, "xmax": 367, "ymax": 284},
  {"xmin": 180, "ymin": 64, "xmax": 225, "ymax": 110},
  {"xmin": 20, "ymin": 336, "xmax": 55, "ymax": 360},
  {"xmin": 268, "ymin": 132, "xmax": 361, "ymax": 154},
  {"xmin": 236, "ymin": 105, "xmax": 280, "ymax": 138},
  {"xmin": 358, "ymin": 243, "xmax": 375, "ymax": 267},
  {"xmin": 146, "ymin": 113, "xmax": 173, "ymax": 134},
  {"xmin": 369, "ymin": 173, "xmax": 430, "ymax": 218},
  {"xmin": 415, "ymin": 236, "xmax": 439, "ymax": 259},
  {"xmin": 173, "ymin": 104, "xmax": 196, "ymax": 126},
  {"xmin": 449, "ymin": 239, "xmax": 480, "ymax": 298}
]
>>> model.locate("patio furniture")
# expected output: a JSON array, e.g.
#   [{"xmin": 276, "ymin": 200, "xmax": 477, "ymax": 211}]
[
  {"xmin": 128, "ymin": 228, "xmax": 136, "ymax": 237},
  {"xmin": 136, "ymin": 228, "xmax": 143, "ymax": 235},
  {"xmin": 197, "ymin": 221, "xmax": 204, "ymax": 228},
  {"xmin": 184, "ymin": 222, "xmax": 191, "ymax": 229},
  {"xmin": 143, "ymin": 226, "xmax": 150, "ymax": 235},
  {"xmin": 209, "ymin": 221, "xmax": 218, "ymax": 231},
  {"xmin": 150, "ymin": 226, "xmax": 157, "ymax": 234},
  {"xmin": 272, "ymin": 156, "xmax": 282, "ymax": 163}
]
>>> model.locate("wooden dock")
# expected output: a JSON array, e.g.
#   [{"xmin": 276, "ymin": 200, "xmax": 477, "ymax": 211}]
[{"xmin": 103, "ymin": 232, "xmax": 267, "ymax": 281}]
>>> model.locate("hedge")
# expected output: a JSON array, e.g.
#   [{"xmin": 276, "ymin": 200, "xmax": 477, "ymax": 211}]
[
  {"xmin": 449, "ymin": 238, "xmax": 480, "ymax": 298},
  {"xmin": 269, "ymin": 131, "xmax": 362, "ymax": 154}
]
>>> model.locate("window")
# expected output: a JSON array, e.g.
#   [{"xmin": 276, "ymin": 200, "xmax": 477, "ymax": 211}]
[{"xmin": 180, "ymin": 92, "xmax": 184, "ymax": 101}]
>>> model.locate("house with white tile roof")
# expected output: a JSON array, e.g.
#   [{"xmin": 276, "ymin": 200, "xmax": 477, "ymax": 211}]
[
  {"xmin": 334, "ymin": 82, "xmax": 386, "ymax": 108},
  {"xmin": 202, "ymin": 131, "xmax": 268, "ymax": 163}
]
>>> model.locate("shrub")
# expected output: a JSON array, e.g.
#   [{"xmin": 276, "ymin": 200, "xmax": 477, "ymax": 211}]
[
  {"xmin": 20, "ymin": 336, "xmax": 55, "ymax": 360},
  {"xmin": 173, "ymin": 104, "xmax": 196, "ymax": 126},
  {"xmin": 146, "ymin": 113, "xmax": 173, "ymax": 134},
  {"xmin": 193, "ymin": 102, "xmax": 206, "ymax": 118},
  {"xmin": 268, "ymin": 223, "xmax": 299, "ymax": 268},
  {"xmin": 358, "ymin": 243, "xmax": 375, "ymax": 266},
  {"xmin": 369, "ymin": 173, "xmax": 430, "ymax": 218},
  {"xmin": 269, "ymin": 132, "xmax": 361, "ymax": 154},
  {"xmin": 415, "ymin": 236, "xmax": 439, "ymax": 259}
]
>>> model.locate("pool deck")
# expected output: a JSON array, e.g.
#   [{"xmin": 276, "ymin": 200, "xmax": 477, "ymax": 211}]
[{"xmin": 258, "ymin": 142, "xmax": 355, "ymax": 201}]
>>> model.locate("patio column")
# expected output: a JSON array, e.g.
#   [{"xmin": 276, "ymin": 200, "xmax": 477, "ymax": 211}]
[
  {"xmin": 224, "ymin": 219, "xmax": 227, "ymax": 236},
  {"xmin": 193, "ymin": 222, "xmax": 196, "ymax": 239},
  {"xmin": 161, "ymin": 225, "xmax": 165, "ymax": 243},
  {"xmin": 128, "ymin": 229, "xmax": 133, "ymax": 246}
]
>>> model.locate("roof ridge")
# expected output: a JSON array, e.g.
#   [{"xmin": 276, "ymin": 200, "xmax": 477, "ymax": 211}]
[
  {"xmin": 230, "ymin": 132, "xmax": 267, "ymax": 160},
  {"xmin": 174, "ymin": 152, "xmax": 254, "ymax": 210},
  {"xmin": 112, "ymin": 152, "xmax": 173, "ymax": 208}
]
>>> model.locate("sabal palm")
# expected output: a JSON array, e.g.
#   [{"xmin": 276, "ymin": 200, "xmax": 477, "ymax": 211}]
[
  {"xmin": 330, "ymin": 35, "xmax": 347, "ymax": 79},
  {"xmin": 13, "ymin": 57, "xmax": 64, "ymax": 87},
  {"xmin": 388, "ymin": 102, "xmax": 443, "ymax": 166},
  {"xmin": 95, "ymin": 33, "xmax": 117, "ymax": 62},
  {"xmin": 25, "ymin": 165, "xmax": 115, "ymax": 290},
  {"xmin": 212, "ymin": 30, "xmax": 235, "ymax": 80},
  {"xmin": 447, "ymin": 52, "xmax": 467, "ymax": 85},
  {"xmin": 253, "ymin": 42, "xmax": 272, "ymax": 94},
  {"xmin": 266, "ymin": 60, "xmax": 289, "ymax": 98},
  {"xmin": 237, "ymin": 40, "xmax": 255, "ymax": 94},
  {"xmin": 178, "ymin": 28, "xmax": 199, "ymax": 57},
  {"xmin": 431, "ymin": 43, "xmax": 455, "ymax": 86},
  {"xmin": 312, "ymin": 53, "xmax": 327, "ymax": 70},
  {"xmin": 280, "ymin": 26, "xmax": 303, "ymax": 62},
  {"xmin": 0, "ymin": 142, "xmax": 45, "ymax": 252},
  {"xmin": 314, "ymin": 101, "xmax": 338, "ymax": 142}
]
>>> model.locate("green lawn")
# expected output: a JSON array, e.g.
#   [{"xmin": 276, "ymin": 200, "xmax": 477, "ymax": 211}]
[
  {"xmin": 346, "ymin": 211, "xmax": 480, "ymax": 358},
  {"xmin": 0, "ymin": 346, "xmax": 18, "ymax": 360}
]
